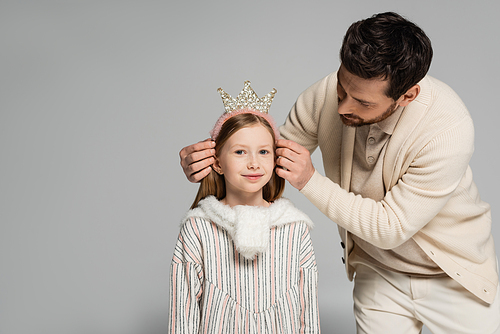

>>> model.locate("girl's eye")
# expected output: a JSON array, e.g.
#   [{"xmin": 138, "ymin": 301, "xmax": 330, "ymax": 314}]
[
  {"xmin": 235, "ymin": 150, "xmax": 244, "ymax": 155},
  {"xmin": 259, "ymin": 150, "xmax": 269, "ymax": 155}
]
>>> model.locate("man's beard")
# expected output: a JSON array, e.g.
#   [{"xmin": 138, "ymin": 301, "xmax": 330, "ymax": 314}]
[{"xmin": 340, "ymin": 101, "xmax": 398, "ymax": 127}]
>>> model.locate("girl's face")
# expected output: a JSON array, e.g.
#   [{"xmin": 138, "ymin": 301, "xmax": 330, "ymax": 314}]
[{"xmin": 214, "ymin": 124, "xmax": 275, "ymax": 205}]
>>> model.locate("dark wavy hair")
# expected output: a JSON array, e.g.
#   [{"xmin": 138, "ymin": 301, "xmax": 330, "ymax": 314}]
[{"xmin": 340, "ymin": 12, "xmax": 433, "ymax": 100}]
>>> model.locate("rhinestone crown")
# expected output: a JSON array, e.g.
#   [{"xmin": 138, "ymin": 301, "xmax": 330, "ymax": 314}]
[{"xmin": 217, "ymin": 80, "xmax": 277, "ymax": 114}]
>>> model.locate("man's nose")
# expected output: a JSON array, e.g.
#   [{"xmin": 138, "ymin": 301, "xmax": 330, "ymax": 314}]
[{"xmin": 337, "ymin": 97, "xmax": 355, "ymax": 115}]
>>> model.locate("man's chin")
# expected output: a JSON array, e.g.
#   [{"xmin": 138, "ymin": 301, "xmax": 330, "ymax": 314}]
[{"xmin": 340, "ymin": 114, "xmax": 364, "ymax": 127}]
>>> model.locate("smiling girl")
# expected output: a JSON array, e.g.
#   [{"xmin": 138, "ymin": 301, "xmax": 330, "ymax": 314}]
[{"xmin": 168, "ymin": 82, "xmax": 320, "ymax": 333}]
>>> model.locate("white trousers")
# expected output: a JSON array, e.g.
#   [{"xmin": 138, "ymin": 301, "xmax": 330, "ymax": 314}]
[{"xmin": 353, "ymin": 264, "xmax": 500, "ymax": 334}]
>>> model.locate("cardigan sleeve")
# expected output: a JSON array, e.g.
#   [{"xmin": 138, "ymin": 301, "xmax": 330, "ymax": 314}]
[
  {"xmin": 300, "ymin": 116, "xmax": 475, "ymax": 250},
  {"xmin": 298, "ymin": 224, "xmax": 321, "ymax": 333},
  {"xmin": 168, "ymin": 218, "xmax": 204, "ymax": 333},
  {"xmin": 279, "ymin": 74, "xmax": 334, "ymax": 153}
]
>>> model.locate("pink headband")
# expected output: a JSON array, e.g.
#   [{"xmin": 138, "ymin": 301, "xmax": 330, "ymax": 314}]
[{"xmin": 209, "ymin": 108, "xmax": 280, "ymax": 141}]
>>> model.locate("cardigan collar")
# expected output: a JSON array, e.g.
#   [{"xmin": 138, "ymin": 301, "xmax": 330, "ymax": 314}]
[
  {"xmin": 183, "ymin": 196, "xmax": 313, "ymax": 259},
  {"xmin": 374, "ymin": 105, "xmax": 404, "ymax": 135}
]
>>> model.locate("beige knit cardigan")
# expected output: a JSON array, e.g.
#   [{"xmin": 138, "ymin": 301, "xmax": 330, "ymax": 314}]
[{"xmin": 279, "ymin": 71, "xmax": 497, "ymax": 304}]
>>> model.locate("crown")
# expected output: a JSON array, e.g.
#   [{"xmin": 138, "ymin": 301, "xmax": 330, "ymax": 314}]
[{"xmin": 217, "ymin": 80, "xmax": 277, "ymax": 114}]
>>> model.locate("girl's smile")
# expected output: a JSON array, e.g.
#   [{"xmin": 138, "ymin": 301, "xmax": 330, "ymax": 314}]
[
  {"xmin": 242, "ymin": 173, "xmax": 264, "ymax": 181},
  {"xmin": 214, "ymin": 124, "xmax": 275, "ymax": 207}
]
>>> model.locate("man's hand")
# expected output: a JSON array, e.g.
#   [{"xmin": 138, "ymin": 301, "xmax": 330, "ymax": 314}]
[
  {"xmin": 179, "ymin": 139, "xmax": 216, "ymax": 183},
  {"xmin": 275, "ymin": 139, "xmax": 315, "ymax": 190}
]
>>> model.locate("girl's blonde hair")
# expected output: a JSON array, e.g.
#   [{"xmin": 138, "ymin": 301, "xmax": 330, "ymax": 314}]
[{"xmin": 191, "ymin": 113, "xmax": 285, "ymax": 209}]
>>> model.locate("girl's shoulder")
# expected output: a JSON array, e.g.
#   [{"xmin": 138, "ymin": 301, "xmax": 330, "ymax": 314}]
[
  {"xmin": 180, "ymin": 196, "xmax": 228, "ymax": 229},
  {"xmin": 268, "ymin": 198, "xmax": 314, "ymax": 229}
]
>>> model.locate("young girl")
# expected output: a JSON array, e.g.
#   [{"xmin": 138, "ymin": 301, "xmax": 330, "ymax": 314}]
[{"xmin": 169, "ymin": 81, "xmax": 320, "ymax": 333}]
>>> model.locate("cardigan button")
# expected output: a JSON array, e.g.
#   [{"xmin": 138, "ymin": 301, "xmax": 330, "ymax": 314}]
[
  {"xmin": 341, "ymin": 257, "xmax": 345, "ymax": 264},
  {"xmin": 341, "ymin": 241, "xmax": 345, "ymax": 249}
]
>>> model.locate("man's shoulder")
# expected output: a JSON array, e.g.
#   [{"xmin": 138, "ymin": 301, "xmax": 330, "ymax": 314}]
[
  {"xmin": 392, "ymin": 75, "xmax": 473, "ymax": 150},
  {"xmin": 411, "ymin": 75, "xmax": 470, "ymax": 122},
  {"xmin": 419, "ymin": 75, "xmax": 467, "ymax": 109}
]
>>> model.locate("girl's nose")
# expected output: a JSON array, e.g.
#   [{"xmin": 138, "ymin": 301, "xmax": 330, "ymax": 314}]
[{"xmin": 247, "ymin": 154, "xmax": 259, "ymax": 169}]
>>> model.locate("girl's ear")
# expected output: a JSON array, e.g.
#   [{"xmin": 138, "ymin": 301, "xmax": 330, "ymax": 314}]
[{"xmin": 213, "ymin": 158, "xmax": 223, "ymax": 175}]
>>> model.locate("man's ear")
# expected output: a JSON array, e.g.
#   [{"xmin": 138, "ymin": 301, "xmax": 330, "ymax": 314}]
[
  {"xmin": 213, "ymin": 158, "xmax": 223, "ymax": 175},
  {"xmin": 397, "ymin": 84, "xmax": 420, "ymax": 107}
]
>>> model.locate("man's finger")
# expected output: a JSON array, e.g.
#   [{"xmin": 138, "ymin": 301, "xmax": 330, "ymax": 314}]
[
  {"xmin": 180, "ymin": 139, "xmax": 215, "ymax": 159},
  {"xmin": 188, "ymin": 166, "xmax": 213, "ymax": 183},
  {"xmin": 275, "ymin": 165, "xmax": 292, "ymax": 182},
  {"xmin": 183, "ymin": 148, "xmax": 216, "ymax": 167},
  {"xmin": 276, "ymin": 156, "xmax": 293, "ymax": 170},
  {"xmin": 275, "ymin": 147, "xmax": 299, "ymax": 162},
  {"xmin": 276, "ymin": 139, "xmax": 305, "ymax": 154},
  {"xmin": 185, "ymin": 156, "xmax": 215, "ymax": 177}
]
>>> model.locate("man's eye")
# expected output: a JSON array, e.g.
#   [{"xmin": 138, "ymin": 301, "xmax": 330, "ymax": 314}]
[
  {"xmin": 337, "ymin": 92, "xmax": 345, "ymax": 104},
  {"xmin": 337, "ymin": 85, "xmax": 345, "ymax": 101}
]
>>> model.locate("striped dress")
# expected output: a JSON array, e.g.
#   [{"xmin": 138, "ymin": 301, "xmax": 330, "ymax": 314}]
[{"xmin": 169, "ymin": 196, "xmax": 320, "ymax": 333}]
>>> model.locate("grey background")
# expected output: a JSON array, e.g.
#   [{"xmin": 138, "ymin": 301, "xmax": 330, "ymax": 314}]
[{"xmin": 1, "ymin": 1, "xmax": 498, "ymax": 333}]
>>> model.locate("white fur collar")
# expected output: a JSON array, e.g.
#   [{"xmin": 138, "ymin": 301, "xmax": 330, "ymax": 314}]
[{"xmin": 182, "ymin": 196, "xmax": 313, "ymax": 259}]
